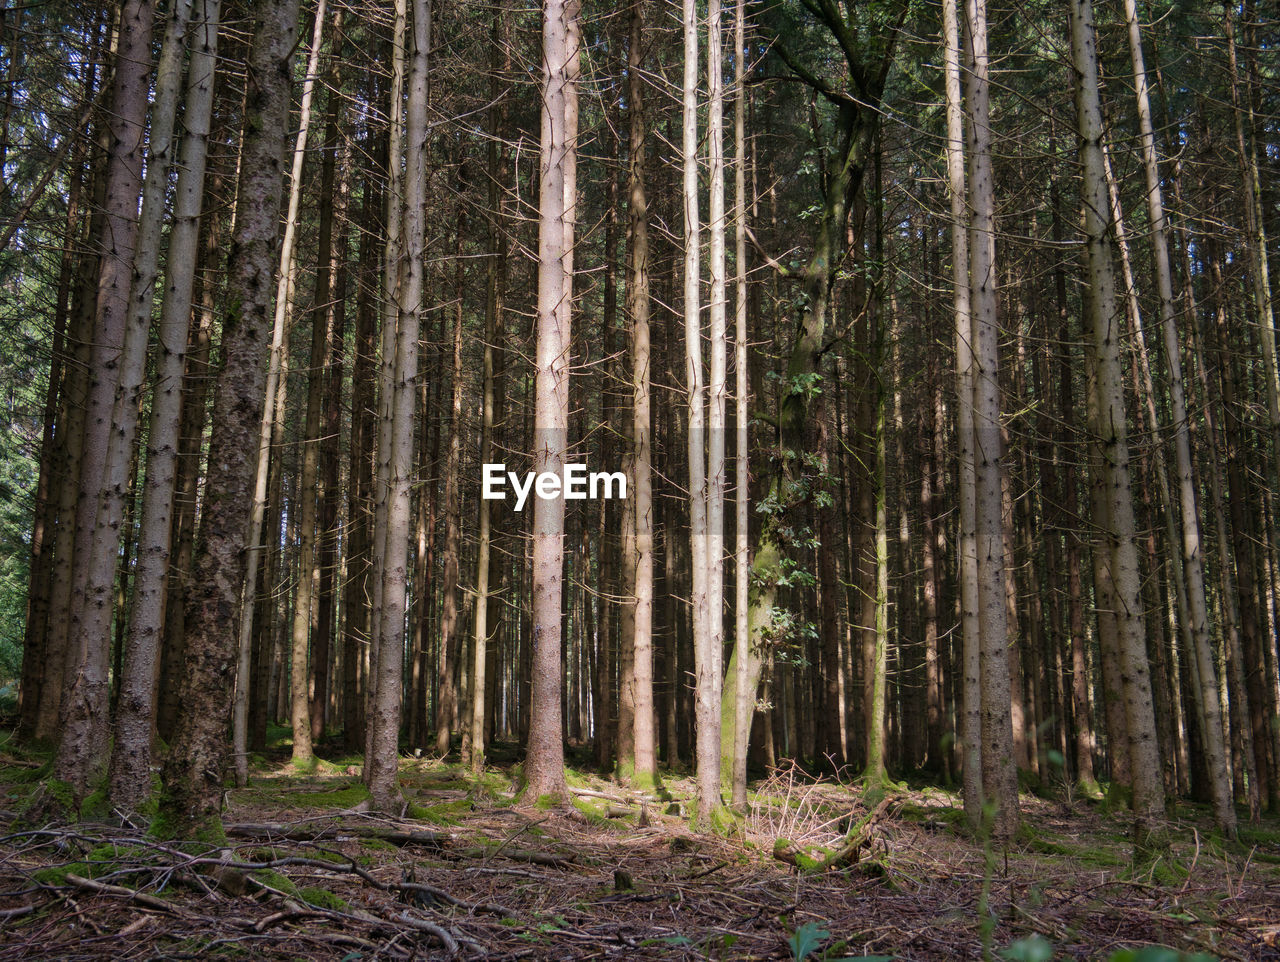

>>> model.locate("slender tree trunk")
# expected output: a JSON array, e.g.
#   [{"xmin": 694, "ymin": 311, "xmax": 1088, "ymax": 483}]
[
  {"xmin": 367, "ymin": 0, "xmax": 429, "ymax": 812},
  {"xmin": 944, "ymin": 0, "xmax": 983, "ymax": 830},
  {"xmin": 684, "ymin": 0, "xmax": 714, "ymax": 826},
  {"xmin": 964, "ymin": 0, "xmax": 1018, "ymax": 837},
  {"xmin": 312, "ymin": 26, "xmax": 349, "ymax": 745},
  {"xmin": 728, "ymin": 0, "xmax": 753, "ymax": 807},
  {"xmin": 280, "ymin": 0, "xmax": 330, "ymax": 770},
  {"xmin": 436, "ymin": 214, "xmax": 466, "ymax": 758},
  {"xmin": 1122, "ymin": 0, "xmax": 1232, "ymax": 836},
  {"xmin": 53, "ymin": 0, "xmax": 155, "ymax": 803},
  {"xmin": 157, "ymin": 0, "xmax": 301, "ymax": 838},
  {"xmin": 109, "ymin": 0, "xmax": 220, "ymax": 811},
  {"xmin": 524, "ymin": 0, "xmax": 578, "ymax": 802},
  {"xmin": 625, "ymin": 0, "xmax": 657, "ymax": 790},
  {"xmin": 366, "ymin": 0, "xmax": 408, "ymax": 768},
  {"xmin": 344, "ymin": 150, "xmax": 382, "ymax": 753},
  {"xmin": 1069, "ymin": 0, "xmax": 1165, "ymax": 851}
]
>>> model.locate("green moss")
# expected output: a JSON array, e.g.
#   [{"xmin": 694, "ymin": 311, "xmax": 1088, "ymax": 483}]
[
  {"xmin": 2, "ymin": 757, "xmax": 52, "ymax": 784},
  {"xmin": 43, "ymin": 777, "xmax": 77, "ymax": 814},
  {"xmin": 299, "ymin": 886, "xmax": 350, "ymax": 912},
  {"xmin": 361, "ymin": 837, "xmax": 396, "ymax": 853},
  {"xmin": 410, "ymin": 798, "xmax": 473, "ymax": 825},
  {"xmin": 148, "ymin": 795, "xmax": 228, "ymax": 847},
  {"xmin": 252, "ymin": 869, "xmax": 299, "ymax": 896},
  {"xmin": 571, "ymin": 797, "xmax": 613, "ymax": 826},
  {"xmin": 33, "ymin": 862, "xmax": 93, "ymax": 885},
  {"xmin": 264, "ymin": 723, "xmax": 292, "ymax": 748},
  {"xmin": 468, "ymin": 770, "xmax": 512, "ymax": 800},
  {"xmin": 294, "ymin": 782, "xmax": 371, "ymax": 808},
  {"xmin": 80, "ymin": 787, "xmax": 111, "ymax": 819},
  {"xmin": 708, "ymin": 804, "xmax": 738, "ymax": 837}
]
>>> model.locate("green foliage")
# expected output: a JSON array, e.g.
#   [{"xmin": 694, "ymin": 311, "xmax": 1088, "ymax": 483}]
[{"xmin": 789, "ymin": 922, "xmax": 831, "ymax": 961}]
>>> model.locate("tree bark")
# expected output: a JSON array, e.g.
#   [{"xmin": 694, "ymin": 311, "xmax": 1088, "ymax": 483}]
[
  {"xmin": 367, "ymin": 0, "xmax": 429, "ymax": 813},
  {"xmin": 157, "ymin": 0, "xmax": 301, "ymax": 838},
  {"xmin": 524, "ymin": 0, "xmax": 578, "ymax": 802},
  {"xmin": 1069, "ymin": 0, "xmax": 1165, "ymax": 852},
  {"xmin": 53, "ymin": 0, "xmax": 154, "ymax": 803},
  {"xmin": 625, "ymin": 0, "xmax": 657, "ymax": 791},
  {"xmin": 109, "ymin": 0, "xmax": 220, "ymax": 812},
  {"xmin": 965, "ymin": 0, "xmax": 1018, "ymax": 837}
]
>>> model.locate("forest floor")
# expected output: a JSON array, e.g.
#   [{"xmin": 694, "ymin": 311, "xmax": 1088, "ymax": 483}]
[{"xmin": 1, "ymin": 733, "xmax": 1279, "ymax": 961}]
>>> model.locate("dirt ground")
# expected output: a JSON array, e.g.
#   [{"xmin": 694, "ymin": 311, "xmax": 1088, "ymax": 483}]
[{"xmin": 1, "ymin": 747, "xmax": 1279, "ymax": 961}]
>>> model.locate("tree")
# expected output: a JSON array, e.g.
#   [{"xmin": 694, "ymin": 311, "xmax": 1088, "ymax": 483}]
[
  {"xmin": 1068, "ymin": 0, "xmax": 1165, "ymax": 853},
  {"xmin": 157, "ymin": 0, "xmax": 302, "ymax": 838},
  {"xmin": 51, "ymin": 0, "xmax": 154, "ymax": 804},
  {"xmin": 966, "ymin": 0, "xmax": 1018, "ymax": 837},
  {"xmin": 624, "ymin": 0, "xmax": 657, "ymax": 790},
  {"xmin": 524, "ymin": 0, "xmax": 579, "ymax": 802},
  {"xmin": 728, "ymin": 0, "xmax": 752, "ymax": 812},
  {"xmin": 109, "ymin": 0, "xmax": 219, "ymax": 812},
  {"xmin": 367, "ymin": 0, "xmax": 430, "ymax": 813},
  {"xmin": 1123, "ymin": 0, "xmax": 1233, "ymax": 838}
]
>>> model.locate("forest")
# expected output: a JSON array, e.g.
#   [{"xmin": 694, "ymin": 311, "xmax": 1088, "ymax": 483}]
[{"xmin": 0, "ymin": 0, "xmax": 1279, "ymax": 957}]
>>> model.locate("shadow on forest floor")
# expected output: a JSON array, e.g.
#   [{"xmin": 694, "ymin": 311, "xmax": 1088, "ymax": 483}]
[{"xmin": 0, "ymin": 735, "xmax": 1278, "ymax": 960}]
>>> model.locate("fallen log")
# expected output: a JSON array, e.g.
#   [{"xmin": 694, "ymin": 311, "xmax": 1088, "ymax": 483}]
[{"xmin": 225, "ymin": 822, "xmax": 444, "ymax": 848}]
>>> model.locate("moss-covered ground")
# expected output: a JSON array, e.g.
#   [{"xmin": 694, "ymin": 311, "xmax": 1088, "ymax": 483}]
[{"xmin": 0, "ymin": 735, "xmax": 1277, "ymax": 960}]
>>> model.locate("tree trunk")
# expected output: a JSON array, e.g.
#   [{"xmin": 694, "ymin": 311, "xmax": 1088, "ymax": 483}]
[
  {"xmin": 1069, "ymin": 0, "xmax": 1165, "ymax": 852},
  {"xmin": 729, "ymin": 0, "xmax": 753, "ymax": 808},
  {"xmin": 943, "ymin": 0, "xmax": 982, "ymax": 830},
  {"xmin": 626, "ymin": 0, "xmax": 657, "ymax": 791},
  {"xmin": 435, "ymin": 213, "xmax": 466, "ymax": 758},
  {"xmin": 1122, "ymin": 0, "xmax": 1233, "ymax": 836},
  {"xmin": 964, "ymin": 0, "xmax": 1018, "ymax": 837},
  {"xmin": 53, "ymin": 0, "xmax": 155, "ymax": 803},
  {"xmin": 524, "ymin": 0, "xmax": 578, "ymax": 803},
  {"xmin": 157, "ymin": 0, "xmax": 301, "ymax": 838},
  {"xmin": 367, "ymin": 0, "xmax": 429, "ymax": 813},
  {"xmin": 109, "ymin": 0, "xmax": 220, "ymax": 812}
]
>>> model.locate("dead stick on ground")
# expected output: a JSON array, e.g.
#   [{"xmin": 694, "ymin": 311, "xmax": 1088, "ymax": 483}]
[
  {"xmin": 397, "ymin": 881, "xmax": 515, "ymax": 918},
  {"xmin": 64, "ymin": 873, "xmax": 189, "ymax": 915},
  {"xmin": 391, "ymin": 911, "xmax": 460, "ymax": 954}
]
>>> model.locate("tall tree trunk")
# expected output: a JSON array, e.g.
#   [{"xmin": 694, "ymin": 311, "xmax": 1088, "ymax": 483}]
[
  {"xmin": 943, "ymin": 0, "xmax": 983, "ymax": 830},
  {"xmin": 435, "ymin": 213, "xmax": 466, "ymax": 758},
  {"xmin": 53, "ymin": 0, "xmax": 155, "ymax": 803},
  {"xmin": 1069, "ymin": 0, "xmax": 1165, "ymax": 852},
  {"xmin": 1122, "ymin": 0, "xmax": 1233, "ymax": 836},
  {"xmin": 367, "ymin": 0, "xmax": 429, "ymax": 812},
  {"xmin": 469, "ymin": 12, "xmax": 505, "ymax": 768},
  {"xmin": 524, "ymin": 0, "xmax": 578, "ymax": 802},
  {"xmin": 157, "ymin": 0, "xmax": 301, "ymax": 838},
  {"xmin": 109, "ymin": 0, "xmax": 220, "ymax": 811},
  {"xmin": 625, "ymin": 0, "xmax": 657, "ymax": 790},
  {"xmin": 965, "ymin": 0, "xmax": 1018, "ymax": 837},
  {"xmin": 280, "ymin": 0, "xmax": 330, "ymax": 770},
  {"xmin": 343, "ymin": 126, "xmax": 385, "ymax": 754},
  {"xmin": 684, "ymin": 0, "xmax": 714, "ymax": 826},
  {"xmin": 312, "ymin": 25, "xmax": 349, "ymax": 746},
  {"xmin": 729, "ymin": 0, "xmax": 753, "ymax": 808}
]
